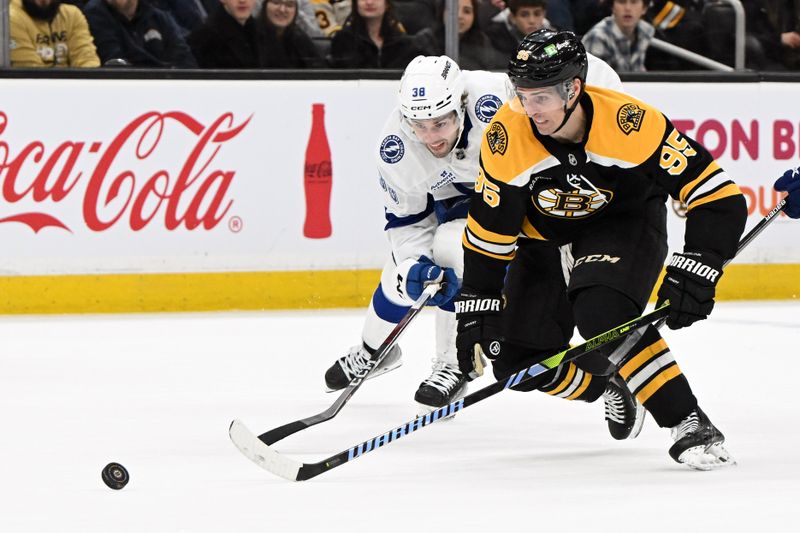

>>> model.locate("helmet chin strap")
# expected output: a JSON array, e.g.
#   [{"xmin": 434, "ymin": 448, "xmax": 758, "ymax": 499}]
[{"xmin": 550, "ymin": 83, "xmax": 581, "ymax": 135}]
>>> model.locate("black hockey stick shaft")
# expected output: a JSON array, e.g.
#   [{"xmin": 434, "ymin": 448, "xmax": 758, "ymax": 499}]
[
  {"xmin": 730, "ymin": 197, "xmax": 785, "ymax": 263},
  {"xmin": 291, "ymin": 305, "xmax": 671, "ymax": 480},
  {"xmin": 257, "ymin": 283, "xmax": 442, "ymax": 445},
  {"xmin": 608, "ymin": 198, "xmax": 787, "ymax": 366},
  {"xmin": 260, "ymin": 200, "xmax": 787, "ymax": 480}
]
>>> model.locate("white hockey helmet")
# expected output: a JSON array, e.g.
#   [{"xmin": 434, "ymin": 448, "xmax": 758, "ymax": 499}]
[{"xmin": 398, "ymin": 56, "xmax": 466, "ymax": 122}]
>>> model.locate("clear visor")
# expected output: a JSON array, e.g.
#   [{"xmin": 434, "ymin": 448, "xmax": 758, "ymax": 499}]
[
  {"xmin": 508, "ymin": 84, "xmax": 568, "ymax": 117},
  {"xmin": 405, "ymin": 111, "xmax": 460, "ymax": 143}
]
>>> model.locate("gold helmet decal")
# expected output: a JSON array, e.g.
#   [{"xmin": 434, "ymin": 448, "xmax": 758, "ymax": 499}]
[
  {"xmin": 617, "ymin": 103, "xmax": 646, "ymax": 135},
  {"xmin": 516, "ymin": 50, "xmax": 531, "ymax": 61}
]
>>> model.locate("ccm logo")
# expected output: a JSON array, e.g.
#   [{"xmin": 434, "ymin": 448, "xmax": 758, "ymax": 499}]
[
  {"xmin": 574, "ymin": 254, "xmax": 620, "ymax": 267},
  {"xmin": 411, "ymin": 105, "xmax": 432, "ymax": 110}
]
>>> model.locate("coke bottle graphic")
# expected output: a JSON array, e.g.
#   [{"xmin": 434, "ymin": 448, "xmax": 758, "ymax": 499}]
[{"xmin": 303, "ymin": 103, "xmax": 333, "ymax": 238}]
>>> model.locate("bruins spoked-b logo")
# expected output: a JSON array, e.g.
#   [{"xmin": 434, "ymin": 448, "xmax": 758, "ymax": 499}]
[
  {"xmin": 487, "ymin": 122, "xmax": 508, "ymax": 155},
  {"xmin": 617, "ymin": 103, "xmax": 646, "ymax": 135},
  {"xmin": 534, "ymin": 174, "xmax": 612, "ymax": 218}
]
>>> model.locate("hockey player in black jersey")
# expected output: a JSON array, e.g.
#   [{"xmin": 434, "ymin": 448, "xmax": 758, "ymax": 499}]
[{"xmin": 454, "ymin": 30, "xmax": 748, "ymax": 469}]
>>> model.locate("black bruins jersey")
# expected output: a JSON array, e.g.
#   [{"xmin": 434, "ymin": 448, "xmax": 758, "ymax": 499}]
[{"xmin": 462, "ymin": 85, "xmax": 747, "ymax": 292}]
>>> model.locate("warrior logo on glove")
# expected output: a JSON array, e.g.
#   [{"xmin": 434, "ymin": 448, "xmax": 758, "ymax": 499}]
[
  {"xmin": 454, "ymin": 297, "xmax": 502, "ymax": 313},
  {"xmin": 667, "ymin": 253, "xmax": 720, "ymax": 283}
]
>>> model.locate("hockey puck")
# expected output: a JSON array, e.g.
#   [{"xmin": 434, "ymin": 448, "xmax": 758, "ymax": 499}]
[{"xmin": 101, "ymin": 462, "xmax": 129, "ymax": 490}]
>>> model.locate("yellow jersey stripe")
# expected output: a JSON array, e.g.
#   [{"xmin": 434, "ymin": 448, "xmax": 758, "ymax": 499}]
[
  {"xmin": 687, "ymin": 183, "xmax": 742, "ymax": 212},
  {"xmin": 466, "ymin": 216, "xmax": 518, "ymax": 244},
  {"xmin": 521, "ymin": 218, "xmax": 547, "ymax": 240},
  {"xmin": 679, "ymin": 161, "xmax": 721, "ymax": 204},
  {"xmin": 463, "ymin": 235, "xmax": 516, "ymax": 261},
  {"xmin": 653, "ymin": 1, "xmax": 676, "ymax": 26},
  {"xmin": 668, "ymin": 8, "xmax": 685, "ymax": 29}
]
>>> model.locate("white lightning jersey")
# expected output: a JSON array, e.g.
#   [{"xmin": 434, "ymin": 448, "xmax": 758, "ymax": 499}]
[{"xmin": 376, "ymin": 56, "xmax": 623, "ymax": 266}]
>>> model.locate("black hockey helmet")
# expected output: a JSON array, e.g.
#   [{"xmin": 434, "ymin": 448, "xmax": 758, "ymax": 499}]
[{"xmin": 507, "ymin": 29, "xmax": 588, "ymax": 89}]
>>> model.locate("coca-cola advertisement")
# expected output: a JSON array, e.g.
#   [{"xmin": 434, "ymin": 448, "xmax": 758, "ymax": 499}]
[
  {"xmin": 0, "ymin": 80, "xmax": 391, "ymax": 276},
  {"xmin": 0, "ymin": 79, "xmax": 797, "ymax": 280},
  {"xmin": 0, "ymin": 110, "xmax": 245, "ymax": 234}
]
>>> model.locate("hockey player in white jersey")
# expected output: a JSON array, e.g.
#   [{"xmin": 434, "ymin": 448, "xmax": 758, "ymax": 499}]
[{"xmin": 325, "ymin": 42, "xmax": 628, "ymax": 416}]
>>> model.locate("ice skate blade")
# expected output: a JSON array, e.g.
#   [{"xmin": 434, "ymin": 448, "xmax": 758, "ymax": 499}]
[
  {"xmin": 677, "ymin": 442, "xmax": 737, "ymax": 471},
  {"xmin": 628, "ymin": 403, "xmax": 647, "ymax": 440},
  {"xmin": 416, "ymin": 403, "xmax": 458, "ymax": 421},
  {"xmin": 324, "ymin": 360, "xmax": 403, "ymax": 393}
]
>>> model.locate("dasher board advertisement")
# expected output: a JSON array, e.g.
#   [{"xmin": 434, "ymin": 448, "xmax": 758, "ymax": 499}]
[
  {"xmin": 0, "ymin": 79, "xmax": 391, "ymax": 276},
  {"xmin": 0, "ymin": 78, "xmax": 797, "ymax": 283}
]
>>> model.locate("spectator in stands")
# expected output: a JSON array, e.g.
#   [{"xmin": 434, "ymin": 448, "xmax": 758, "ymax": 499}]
[
  {"xmin": 572, "ymin": 0, "xmax": 610, "ymax": 34},
  {"xmin": 432, "ymin": 0, "xmax": 506, "ymax": 69},
  {"xmin": 701, "ymin": 0, "xmax": 797, "ymax": 70},
  {"xmin": 644, "ymin": 0, "xmax": 707, "ymax": 70},
  {"xmin": 148, "ymin": 0, "xmax": 208, "ymax": 37},
  {"xmin": 258, "ymin": 0, "xmax": 328, "ymax": 67},
  {"xmin": 330, "ymin": 0, "xmax": 426, "ymax": 67},
  {"xmin": 485, "ymin": 0, "xmax": 547, "ymax": 59},
  {"xmin": 289, "ymin": 0, "xmax": 326, "ymax": 37},
  {"xmin": 197, "ymin": 0, "xmax": 219, "ymax": 14},
  {"xmin": 762, "ymin": 0, "xmax": 800, "ymax": 68},
  {"xmin": 582, "ymin": 0, "xmax": 654, "ymax": 72},
  {"xmin": 188, "ymin": 0, "xmax": 265, "ymax": 68},
  {"xmin": 83, "ymin": 0, "xmax": 198, "ymax": 67},
  {"xmin": 392, "ymin": 0, "xmax": 437, "ymax": 35},
  {"xmin": 10, "ymin": 0, "xmax": 100, "ymax": 67},
  {"xmin": 309, "ymin": 0, "xmax": 351, "ymax": 36},
  {"xmin": 476, "ymin": 0, "xmax": 504, "ymax": 29}
]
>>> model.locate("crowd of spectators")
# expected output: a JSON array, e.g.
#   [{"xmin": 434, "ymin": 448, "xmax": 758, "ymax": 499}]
[{"xmin": 7, "ymin": 0, "xmax": 800, "ymax": 71}]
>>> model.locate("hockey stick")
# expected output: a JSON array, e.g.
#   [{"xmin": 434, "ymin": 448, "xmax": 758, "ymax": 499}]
[
  {"xmin": 608, "ymin": 197, "xmax": 788, "ymax": 366},
  {"xmin": 256, "ymin": 282, "xmax": 442, "ymax": 445},
  {"xmin": 231, "ymin": 199, "xmax": 787, "ymax": 481},
  {"xmin": 229, "ymin": 304, "xmax": 670, "ymax": 480}
]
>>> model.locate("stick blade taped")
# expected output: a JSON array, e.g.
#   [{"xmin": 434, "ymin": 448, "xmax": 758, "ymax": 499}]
[{"xmin": 229, "ymin": 419, "xmax": 302, "ymax": 481}]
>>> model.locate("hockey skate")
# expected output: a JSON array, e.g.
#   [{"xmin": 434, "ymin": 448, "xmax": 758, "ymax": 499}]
[
  {"xmin": 324, "ymin": 344, "xmax": 402, "ymax": 392},
  {"xmin": 602, "ymin": 373, "xmax": 646, "ymax": 440},
  {"xmin": 669, "ymin": 407, "xmax": 736, "ymax": 470},
  {"xmin": 414, "ymin": 360, "xmax": 468, "ymax": 417}
]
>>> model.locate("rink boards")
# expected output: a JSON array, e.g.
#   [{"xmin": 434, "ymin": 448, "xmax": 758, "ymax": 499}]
[{"xmin": 0, "ymin": 78, "xmax": 797, "ymax": 313}]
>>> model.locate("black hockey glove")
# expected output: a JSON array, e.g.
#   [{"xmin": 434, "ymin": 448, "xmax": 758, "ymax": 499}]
[
  {"xmin": 455, "ymin": 290, "xmax": 504, "ymax": 380},
  {"xmin": 656, "ymin": 250, "xmax": 724, "ymax": 330}
]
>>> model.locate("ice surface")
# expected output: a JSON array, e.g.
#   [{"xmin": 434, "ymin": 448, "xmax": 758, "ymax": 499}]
[{"xmin": 1, "ymin": 301, "xmax": 799, "ymax": 532}]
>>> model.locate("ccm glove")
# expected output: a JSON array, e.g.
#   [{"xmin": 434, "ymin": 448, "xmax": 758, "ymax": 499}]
[
  {"xmin": 775, "ymin": 167, "xmax": 800, "ymax": 219},
  {"xmin": 405, "ymin": 256, "xmax": 459, "ymax": 306},
  {"xmin": 657, "ymin": 250, "xmax": 724, "ymax": 330},
  {"xmin": 455, "ymin": 290, "xmax": 504, "ymax": 380}
]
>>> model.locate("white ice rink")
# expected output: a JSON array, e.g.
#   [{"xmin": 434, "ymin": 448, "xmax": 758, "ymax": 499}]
[{"xmin": 2, "ymin": 300, "xmax": 799, "ymax": 532}]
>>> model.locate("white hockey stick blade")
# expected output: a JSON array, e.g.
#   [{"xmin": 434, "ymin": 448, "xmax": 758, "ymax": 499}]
[{"xmin": 229, "ymin": 419, "xmax": 301, "ymax": 481}]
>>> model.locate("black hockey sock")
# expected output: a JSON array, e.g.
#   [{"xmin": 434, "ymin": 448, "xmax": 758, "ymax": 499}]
[{"xmin": 615, "ymin": 325, "xmax": 698, "ymax": 428}]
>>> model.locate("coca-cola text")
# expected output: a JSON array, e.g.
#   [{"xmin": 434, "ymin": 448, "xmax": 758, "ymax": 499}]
[{"xmin": 0, "ymin": 110, "xmax": 251, "ymax": 233}]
